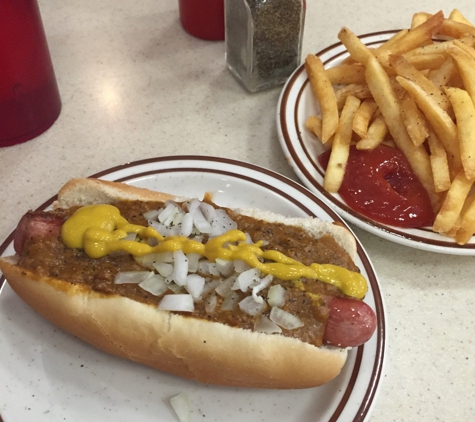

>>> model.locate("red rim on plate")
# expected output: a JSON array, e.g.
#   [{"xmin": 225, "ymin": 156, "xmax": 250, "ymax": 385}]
[
  {"xmin": 277, "ymin": 31, "xmax": 475, "ymax": 254},
  {"xmin": 0, "ymin": 156, "xmax": 385, "ymax": 422}
]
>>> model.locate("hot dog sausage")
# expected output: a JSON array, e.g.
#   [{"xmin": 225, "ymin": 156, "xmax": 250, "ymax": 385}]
[
  {"xmin": 14, "ymin": 211, "xmax": 63, "ymax": 255},
  {"xmin": 323, "ymin": 296, "xmax": 377, "ymax": 347}
]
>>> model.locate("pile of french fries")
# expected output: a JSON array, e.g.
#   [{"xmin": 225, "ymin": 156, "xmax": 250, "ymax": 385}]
[{"xmin": 305, "ymin": 9, "xmax": 475, "ymax": 245}]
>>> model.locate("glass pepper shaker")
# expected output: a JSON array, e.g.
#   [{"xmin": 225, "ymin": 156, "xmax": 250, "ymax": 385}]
[{"xmin": 224, "ymin": 0, "xmax": 306, "ymax": 92}]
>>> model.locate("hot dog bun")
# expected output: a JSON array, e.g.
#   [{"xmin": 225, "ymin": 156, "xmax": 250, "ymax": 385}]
[{"xmin": 0, "ymin": 178, "xmax": 365, "ymax": 389}]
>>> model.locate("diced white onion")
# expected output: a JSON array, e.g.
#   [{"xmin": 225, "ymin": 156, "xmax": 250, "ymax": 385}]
[
  {"xmin": 269, "ymin": 307, "xmax": 304, "ymax": 330},
  {"xmin": 210, "ymin": 209, "xmax": 237, "ymax": 236},
  {"xmin": 136, "ymin": 200, "xmax": 288, "ymax": 320},
  {"xmin": 171, "ymin": 250, "xmax": 188, "ymax": 286},
  {"xmin": 139, "ymin": 274, "xmax": 169, "ymax": 296},
  {"xmin": 180, "ymin": 213, "xmax": 194, "ymax": 237},
  {"xmin": 221, "ymin": 291, "xmax": 240, "ymax": 311},
  {"xmin": 251, "ymin": 274, "xmax": 273, "ymax": 304},
  {"xmin": 201, "ymin": 279, "xmax": 220, "ymax": 296},
  {"xmin": 207, "ymin": 262, "xmax": 220, "ymax": 276},
  {"xmin": 234, "ymin": 259, "xmax": 252, "ymax": 273},
  {"xmin": 123, "ymin": 232, "xmax": 137, "ymax": 241},
  {"xmin": 170, "ymin": 393, "xmax": 191, "ymax": 422},
  {"xmin": 148, "ymin": 220, "xmax": 165, "ymax": 233},
  {"xmin": 114, "ymin": 271, "xmax": 153, "ymax": 284},
  {"xmin": 199, "ymin": 201, "xmax": 216, "ymax": 222},
  {"xmin": 238, "ymin": 295, "xmax": 267, "ymax": 316},
  {"xmin": 236, "ymin": 268, "xmax": 261, "ymax": 292},
  {"xmin": 165, "ymin": 199, "xmax": 181, "ymax": 207},
  {"xmin": 186, "ymin": 253, "xmax": 201, "ymax": 273},
  {"xmin": 205, "ymin": 292, "xmax": 217, "ymax": 313},
  {"xmin": 149, "ymin": 219, "xmax": 180, "ymax": 237},
  {"xmin": 153, "ymin": 262, "xmax": 174, "ymax": 277},
  {"xmin": 191, "ymin": 207, "xmax": 212, "ymax": 234},
  {"xmin": 185, "ymin": 274, "xmax": 205, "ymax": 299},
  {"xmin": 158, "ymin": 202, "xmax": 178, "ymax": 224},
  {"xmin": 143, "ymin": 209, "xmax": 160, "ymax": 221},
  {"xmin": 198, "ymin": 259, "xmax": 212, "ymax": 275},
  {"xmin": 158, "ymin": 294, "xmax": 194, "ymax": 312},
  {"xmin": 170, "ymin": 209, "xmax": 184, "ymax": 227},
  {"xmin": 186, "ymin": 198, "xmax": 200, "ymax": 214},
  {"xmin": 136, "ymin": 254, "xmax": 157, "ymax": 269},
  {"xmin": 170, "ymin": 225, "xmax": 183, "ymax": 237},
  {"xmin": 215, "ymin": 274, "xmax": 238, "ymax": 297},
  {"xmin": 160, "ymin": 252, "xmax": 175, "ymax": 263},
  {"xmin": 267, "ymin": 284, "xmax": 286, "ymax": 307},
  {"xmin": 254, "ymin": 315, "xmax": 282, "ymax": 334},
  {"xmin": 244, "ymin": 232, "xmax": 253, "ymax": 244},
  {"xmin": 215, "ymin": 258, "xmax": 234, "ymax": 277},
  {"xmin": 135, "ymin": 252, "xmax": 174, "ymax": 268}
]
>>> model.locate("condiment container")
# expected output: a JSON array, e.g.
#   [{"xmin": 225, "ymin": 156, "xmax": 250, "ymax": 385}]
[
  {"xmin": 224, "ymin": 0, "xmax": 306, "ymax": 92},
  {"xmin": 0, "ymin": 0, "xmax": 61, "ymax": 147},
  {"xmin": 178, "ymin": 0, "xmax": 225, "ymax": 41}
]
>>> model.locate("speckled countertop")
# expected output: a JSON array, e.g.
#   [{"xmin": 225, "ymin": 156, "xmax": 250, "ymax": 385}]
[{"xmin": 0, "ymin": 1, "xmax": 474, "ymax": 421}]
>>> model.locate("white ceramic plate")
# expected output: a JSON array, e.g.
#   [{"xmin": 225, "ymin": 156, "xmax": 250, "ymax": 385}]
[
  {"xmin": 277, "ymin": 31, "xmax": 475, "ymax": 255},
  {"xmin": 0, "ymin": 156, "xmax": 385, "ymax": 422}
]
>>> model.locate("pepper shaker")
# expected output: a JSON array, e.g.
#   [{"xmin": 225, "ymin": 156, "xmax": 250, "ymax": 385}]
[{"xmin": 225, "ymin": 0, "xmax": 306, "ymax": 92}]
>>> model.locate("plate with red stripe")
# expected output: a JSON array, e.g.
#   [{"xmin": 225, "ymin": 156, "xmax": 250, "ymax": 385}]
[{"xmin": 0, "ymin": 156, "xmax": 385, "ymax": 422}]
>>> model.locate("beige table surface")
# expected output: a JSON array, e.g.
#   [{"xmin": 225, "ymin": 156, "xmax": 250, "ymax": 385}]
[{"xmin": 1, "ymin": 1, "xmax": 474, "ymax": 421}]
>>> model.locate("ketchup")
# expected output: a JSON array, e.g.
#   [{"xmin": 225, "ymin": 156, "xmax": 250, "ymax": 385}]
[{"xmin": 319, "ymin": 145, "xmax": 435, "ymax": 228}]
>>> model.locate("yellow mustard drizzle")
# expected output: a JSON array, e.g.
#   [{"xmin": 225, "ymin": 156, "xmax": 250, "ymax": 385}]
[{"xmin": 61, "ymin": 204, "xmax": 368, "ymax": 299}]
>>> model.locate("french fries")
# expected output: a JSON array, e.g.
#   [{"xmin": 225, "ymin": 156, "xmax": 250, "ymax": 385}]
[
  {"xmin": 306, "ymin": 9, "xmax": 475, "ymax": 244},
  {"xmin": 396, "ymin": 76, "xmax": 462, "ymax": 176},
  {"xmin": 445, "ymin": 87, "xmax": 475, "ymax": 179},
  {"xmin": 352, "ymin": 99, "xmax": 378, "ymax": 139},
  {"xmin": 399, "ymin": 94, "xmax": 429, "ymax": 146},
  {"xmin": 381, "ymin": 11, "xmax": 444, "ymax": 55},
  {"xmin": 324, "ymin": 95, "xmax": 361, "ymax": 192},
  {"xmin": 433, "ymin": 170, "xmax": 474, "ymax": 235},
  {"xmin": 305, "ymin": 54, "xmax": 339, "ymax": 143},
  {"xmin": 455, "ymin": 195, "xmax": 475, "ymax": 244},
  {"xmin": 427, "ymin": 128, "xmax": 451, "ymax": 192},
  {"xmin": 366, "ymin": 55, "xmax": 439, "ymax": 206},
  {"xmin": 449, "ymin": 9, "xmax": 473, "ymax": 26},
  {"xmin": 356, "ymin": 114, "xmax": 388, "ymax": 150}
]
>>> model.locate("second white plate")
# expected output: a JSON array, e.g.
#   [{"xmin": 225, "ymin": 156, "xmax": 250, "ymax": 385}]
[{"xmin": 277, "ymin": 31, "xmax": 475, "ymax": 255}]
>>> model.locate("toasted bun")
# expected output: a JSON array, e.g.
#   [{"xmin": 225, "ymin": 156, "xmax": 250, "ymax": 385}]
[
  {"xmin": 0, "ymin": 178, "xmax": 357, "ymax": 389},
  {"xmin": 53, "ymin": 178, "xmax": 176, "ymax": 208}
]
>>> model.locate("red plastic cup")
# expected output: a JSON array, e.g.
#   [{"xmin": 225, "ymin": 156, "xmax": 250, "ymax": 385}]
[
  {"xmin": 0, "ymin": 0, "xmax": 61, "ymax": 147},
  {"xmin": 178, "ymin": 0, "xmax": 224, "ymax": 41}
]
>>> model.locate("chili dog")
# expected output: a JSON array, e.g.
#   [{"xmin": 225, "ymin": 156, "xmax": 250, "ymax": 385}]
[{"xmin": 0, "ymin": 178, "xmax": 376, "ymax": 389}]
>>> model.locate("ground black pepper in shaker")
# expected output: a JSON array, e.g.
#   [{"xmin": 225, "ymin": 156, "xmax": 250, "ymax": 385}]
[{"xmin": 225, "ymin": 0, "xmax": 306, "ymax": 92}]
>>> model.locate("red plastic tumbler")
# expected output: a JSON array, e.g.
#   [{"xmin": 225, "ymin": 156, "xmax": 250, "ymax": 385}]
[
  {"xmin": 0, "ymin": 0, "xmax": 61, "ymax": 147},
  {"xmin": 178, "ymin": 0, "xmax": 224, "ymax": 41}
]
